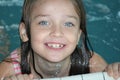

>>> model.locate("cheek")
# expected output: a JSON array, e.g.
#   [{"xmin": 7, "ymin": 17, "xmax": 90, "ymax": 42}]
[
  {"xmin": 31, "ymin": 30, "xmax": 40, "ymax": 42},
  {"xmin": 66, "ymin": 31, "xmax": 80, "ymax": 44},
  {"xmin": 30, "ymin": 29, "xmax": 45, "ymax": 46},
  {"xmin": 30, "ymin": 31, "xmax": 46, "ymax": 54},
  {"xmin": 31, "ymin": 34, "xmax": 42, "ymax": 51},
  {"xmin": 30, "ymin": 26, "xmax": 48, "ymax": 41}
]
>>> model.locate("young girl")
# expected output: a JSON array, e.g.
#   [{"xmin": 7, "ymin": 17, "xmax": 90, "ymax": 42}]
[{"xmin": 0, "ymin": 0, "xmax": 120, "ymax": 80}]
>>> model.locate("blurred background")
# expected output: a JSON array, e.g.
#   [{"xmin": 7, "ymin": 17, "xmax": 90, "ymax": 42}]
[{"xmin": 0, "ymin": 0, "xmax": 120, "ymax": 63}]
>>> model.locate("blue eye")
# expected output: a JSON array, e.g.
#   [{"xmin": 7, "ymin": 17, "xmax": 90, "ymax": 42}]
[
  {"xmin": 64, "ymin": 22, "xmax": 74, "ymax": 27},
  {"xmin": 39, "ymin": 21, "xmax": 49, "ymax": 26}
]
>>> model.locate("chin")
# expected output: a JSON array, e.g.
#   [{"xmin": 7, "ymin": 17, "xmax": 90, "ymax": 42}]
[{"xmin": 46, "ymin": 57, "xmax": 64, "ymax": 63}]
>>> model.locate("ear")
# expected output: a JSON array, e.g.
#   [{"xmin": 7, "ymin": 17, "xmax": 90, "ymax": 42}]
[{"xmin": 19, "ymin": 23, "xmax": 29, "ymax": 42}]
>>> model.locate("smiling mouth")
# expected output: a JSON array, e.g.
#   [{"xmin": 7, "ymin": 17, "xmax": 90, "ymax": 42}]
[{"xmin": 45, "ymin": 43, "xmax": 65, "ymax": 49}]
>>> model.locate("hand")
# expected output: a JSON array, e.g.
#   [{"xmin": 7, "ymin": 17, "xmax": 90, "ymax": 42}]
[
  {"xmin": 105, "ymin": 62, "xmax": 120, "ymax": 80},
  {"xmin": 3, "ymin": 74, "xmax": 33, "ymax": 80}
]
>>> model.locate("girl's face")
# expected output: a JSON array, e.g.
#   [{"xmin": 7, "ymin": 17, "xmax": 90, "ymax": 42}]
[{"xmin": 30, "ymin": 0, "xmax": 81, "ymax": 62}]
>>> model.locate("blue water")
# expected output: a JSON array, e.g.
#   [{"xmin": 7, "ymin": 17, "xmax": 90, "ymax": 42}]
[{"xmin": 0, "ymin": 0, "xmax": 120, "ymax": 63}]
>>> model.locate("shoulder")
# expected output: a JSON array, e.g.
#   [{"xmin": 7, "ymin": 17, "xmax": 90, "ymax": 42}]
[
  {"xmin": 10, "ymin": 48, "xmax": 21, "ymax": 62},
  {"xmin": 0, "ymin": 48, "xmax": 21, "ymax": 78},
  {"xmin": 89, "ymin": 52, "xmax": 108, "ymax": 73}
]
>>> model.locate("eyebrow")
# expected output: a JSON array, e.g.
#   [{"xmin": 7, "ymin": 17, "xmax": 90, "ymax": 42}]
[
  {"xmin": 32, "ymin": 14, "xmax": 50, "ymax": 20},
  {"xmin": 66, "ymin": 15, "xmax": 79, "ymax": 21},
  {"xmin": 32, "ymin": 14, "xmax": 79, "ymax": 21}
]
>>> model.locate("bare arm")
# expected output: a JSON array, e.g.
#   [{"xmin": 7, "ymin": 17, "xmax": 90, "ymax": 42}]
[
  {"xmin": 89, "ymin": 53, "xmax": 108, "ymax": 73},
  {"xmin": 0, "ymin": 61, "xmax": 15, "ymax": 79},
  {"xmin": 0, "ymin": 48, "xmax": 21, "ymax": 79}
]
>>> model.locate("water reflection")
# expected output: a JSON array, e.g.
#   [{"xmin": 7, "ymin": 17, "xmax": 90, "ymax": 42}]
[{"xmin": 0, "ymin": 26, "xmax": 10, "ymax": 61}]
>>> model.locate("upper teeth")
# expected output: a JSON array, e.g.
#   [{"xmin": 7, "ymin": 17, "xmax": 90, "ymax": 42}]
[{"xmin": 47, "ymin": 44, "xmax": 64, "ymax": 48}]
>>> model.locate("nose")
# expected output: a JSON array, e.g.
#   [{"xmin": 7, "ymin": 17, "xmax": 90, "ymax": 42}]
[{"xmin": 50, "ymin": 25, "xmax": 64, "ymax": 37}]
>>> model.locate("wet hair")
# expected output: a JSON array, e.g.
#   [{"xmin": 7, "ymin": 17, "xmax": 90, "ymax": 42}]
[{"xmin": 20, "ymin": 0, "xmax": 93, "ymax": 78}]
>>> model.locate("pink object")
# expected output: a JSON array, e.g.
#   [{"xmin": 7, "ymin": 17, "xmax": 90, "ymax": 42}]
[{"xmin": 10, "ymin": 50, "xmax": 21, "ymax": 75}]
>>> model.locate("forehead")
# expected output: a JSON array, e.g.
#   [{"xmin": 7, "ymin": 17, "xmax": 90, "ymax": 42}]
[
  {"xmin": 31, "ymin": 0, "xmax": 78, "ymax": 17},
  {"xmin": 33, "ymin": 0, "xmax": 75, "ymax": 10},
  {"xmin": 34, "ymin": 0, "xmax": 73, "ymax": 6}
]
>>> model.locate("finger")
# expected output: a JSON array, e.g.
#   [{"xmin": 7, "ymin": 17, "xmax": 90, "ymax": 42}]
[
  {"xmin": 3, "ymin": 77, "xmax": 11, "ymax": 80},
  {"xmin": 112, "ymin": 63, "xmax": 119, "ymax": 79},
  {"xmin": 16, "ymin": 74, "xmax": 25, "ymax": 80},
  {"xmin": 118, "ymin": 63, "xmax": 120, "ymax": 77},
  {"xmin": 29, "ymin": 74, "xmax": 34, "ymax": 79},
  {"xmin": 106, "ymin": 64, "xmax": 113, "ymax": 76},
  {"xmin": 10, "ymin": 75, "xmax": 17, "ymax": 80},
  {"xmin": 1, "ymin": 77, "xmax": 4, "ymax": 80},
  {"xmin": 23, "ymin": 74, "xmax": 32, "ymax": 80}
]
